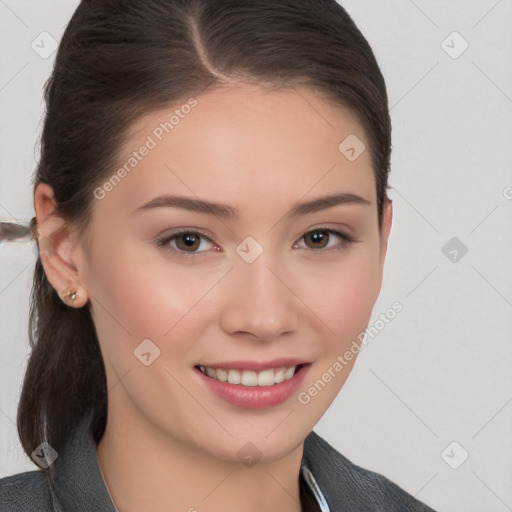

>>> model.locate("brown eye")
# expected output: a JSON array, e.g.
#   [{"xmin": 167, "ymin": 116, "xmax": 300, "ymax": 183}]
[
  {"xmin": 174, "ymin": 232, "xmax": 201, "ymax": 252},
  {"xmin": 303, "ymin": 229, "xmax": 330, "ymax": 249},
  {"xmin": 296, "ymin": 227, "xmax": 355, "ymax": 253},
  {"xmin": 155, "ymin": 230, "xmax": 215, "ymax": 256}
]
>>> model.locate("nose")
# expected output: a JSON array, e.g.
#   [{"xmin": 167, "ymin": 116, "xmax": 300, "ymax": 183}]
[{"xmin": 219, "ymin": 253, "xmax": 299, "ymax": 342}]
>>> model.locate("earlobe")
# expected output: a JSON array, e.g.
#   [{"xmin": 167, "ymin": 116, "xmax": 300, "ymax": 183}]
[{"xmin": 34, "ymin": 183, "xmax": 89, "ymax": 308}]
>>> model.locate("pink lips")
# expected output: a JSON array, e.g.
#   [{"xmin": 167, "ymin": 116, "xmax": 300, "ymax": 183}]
[{"xmin": 195, "ymin": 362, "xmax": 311, "ymax": 409}]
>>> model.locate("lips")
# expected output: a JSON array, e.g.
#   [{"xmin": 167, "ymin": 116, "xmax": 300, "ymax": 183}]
[{"xmin": 194, "ymin": 359, "xmax": 312, "ymax": 408}]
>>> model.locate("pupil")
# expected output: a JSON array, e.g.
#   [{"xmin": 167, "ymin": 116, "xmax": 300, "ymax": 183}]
[
  {"xmin": 309, "ymin": 230, "xmax": 327, "ymax": 248},
  {"xmin": 179, "ymin": 233, "xmax": 199, "ymax": 250}
]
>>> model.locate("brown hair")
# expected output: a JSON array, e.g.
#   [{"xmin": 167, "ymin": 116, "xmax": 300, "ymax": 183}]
[{"xmin": 18, "ymin": 0, "xmax": 391, "ymax": 463}]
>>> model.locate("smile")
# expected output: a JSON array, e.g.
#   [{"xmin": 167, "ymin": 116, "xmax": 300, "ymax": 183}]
[{"xmin": 195, "ymin": 362, "xmax": 311, "ymax": 408}]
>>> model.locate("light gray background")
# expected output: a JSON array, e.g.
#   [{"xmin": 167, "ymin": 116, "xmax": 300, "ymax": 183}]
[{"xmin": 1, "ymin": 1, "xmax": 511, "ymax": 510}]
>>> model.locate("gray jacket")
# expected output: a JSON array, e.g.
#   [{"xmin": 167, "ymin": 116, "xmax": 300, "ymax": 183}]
[{"xmin": 0, "ymin": 413, "xmax": 437, "ymax": 511}]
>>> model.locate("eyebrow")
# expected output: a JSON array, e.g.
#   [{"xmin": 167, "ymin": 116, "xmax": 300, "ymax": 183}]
[{"xmin": 132, "ymin": 192, "xmax": 371, "ymax": 219}]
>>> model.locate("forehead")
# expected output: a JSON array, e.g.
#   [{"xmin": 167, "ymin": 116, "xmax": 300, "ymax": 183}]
[{"xmin": 99, "ymin": 83, "xmax": 376, "ymax": 219}]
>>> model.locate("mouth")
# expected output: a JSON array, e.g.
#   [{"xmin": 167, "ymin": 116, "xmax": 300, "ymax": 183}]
[
  {"xmin": 194, "ymin": 359, "xmax": 312, "ymax": 408},
  {"xmin": 195, "ymin": 364, "xmax": 307, "ymax": 387}
]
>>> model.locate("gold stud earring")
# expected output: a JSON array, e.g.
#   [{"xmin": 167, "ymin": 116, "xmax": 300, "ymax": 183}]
[{"xmin": 60, "ymin": 289, "xmax": 78, "ymax": 307}]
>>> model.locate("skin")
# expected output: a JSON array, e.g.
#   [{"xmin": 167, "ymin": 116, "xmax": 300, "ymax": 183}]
[{"xmin": 35, "ymin": 82, "xmax": 392, "ymax": 512}]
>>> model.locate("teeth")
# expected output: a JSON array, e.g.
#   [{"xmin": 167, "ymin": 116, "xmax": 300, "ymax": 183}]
[
  {"xmin": 228, "ymin": 369, "xmax": 241, "ymax": 384},
  {"xmin": 284, "ymin": 366, "xmax": 295, "ymax": 379},
  {"xmin": 241, "ymin": 371, "xmax": 258, "ymax": 386},
  {"xmin": 216, "ymin": 368, "xmax": 228, "ymax": 382},
  {"xmin": 257, "ymin": 369, "xmax": 275, "ymax": 386},
  {"xmin": 199, "ymin": 365, "xmax": 298, "ymax": 386},
  {"xmin": 274, "ymin": 368, "xmax": 285, "ymax": 383}
]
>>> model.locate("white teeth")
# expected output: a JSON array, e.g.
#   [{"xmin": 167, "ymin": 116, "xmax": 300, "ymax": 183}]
[
  {"xmin": 284, "ymin": 366, "xmax": 295, "ymax": 380},
  {"xmin": 199, "ymin": 365, "xmax": 298, "ymax": 386},
  {"xmin": 257, "ymin": 369, "xmax": 275, "ymax": 386},
  {"xmin": 216, "ymin": 368, "xmax": 228, "ymax": 382},
  {"xmin": 227, "ymin": 369, "xmax": 241, "ymax": 384},
  {"xmin": 274, "ymin": 368, "xmax": 285, "ymax": 383},
  {"xmin": 241, "ymin": 371, "xmax": 258, "ymax": 386}
]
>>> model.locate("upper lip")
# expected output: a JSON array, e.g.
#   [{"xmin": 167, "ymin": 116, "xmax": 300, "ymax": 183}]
[{"xmin": 196, "ymin": 358, "xmax": 310, "ymax": 371}]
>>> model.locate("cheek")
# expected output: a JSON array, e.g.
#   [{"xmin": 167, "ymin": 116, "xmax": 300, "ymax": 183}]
[
  {"xmin": 300, "ymin": 249, "xmax": 382, "ymax": 340},
  {"xmin": 84, "ymin": 234, "xmax": 213, "ymax": 364},
  {"xmin": 294, "ymin": 251, "xmax": 381, "ymax": 421}
]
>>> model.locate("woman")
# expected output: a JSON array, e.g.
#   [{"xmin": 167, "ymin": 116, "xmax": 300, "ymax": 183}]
[{"xmin": 0, "ymin": 1, "xmax": 437, "ymax": 510}]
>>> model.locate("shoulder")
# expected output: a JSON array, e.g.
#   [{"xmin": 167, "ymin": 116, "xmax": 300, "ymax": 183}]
[
  {"xmin": 304, "ymin": 431, "xmax": 437, "ymax": 511},
  {"xmin": 0, "ymin": 469, "xmax": 53, "ymax": 512}
]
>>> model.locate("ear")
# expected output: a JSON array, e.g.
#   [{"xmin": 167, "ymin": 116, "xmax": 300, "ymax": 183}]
[
  {"xmin": 34, "ymin": 183, "xmax": 89, "ymax": 308},
  {"xmin": 379, "ymin": 196, "xmax": 393, "ymax": 271}
]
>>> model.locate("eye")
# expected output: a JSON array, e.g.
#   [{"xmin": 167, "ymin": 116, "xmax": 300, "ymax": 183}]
[
  {"xmin": 154, "ymin": 229, "xmax": 216, "ymax": 256},
  {"xmin": 154, "ymin": 226, "xmax": 357, "ymax": 257},
  {"xmin": 294, "ymin": 227, "xmax": 356, "ymax": 253}
]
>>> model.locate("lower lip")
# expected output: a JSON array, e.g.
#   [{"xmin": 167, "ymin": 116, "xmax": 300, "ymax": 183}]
[{"xmin": 195, "ymin": 364, "xmax": 310, "ymax": 409}]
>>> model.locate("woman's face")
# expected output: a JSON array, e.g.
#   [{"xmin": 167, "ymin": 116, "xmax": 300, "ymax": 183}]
[{"xmin": 71, "ymin": 83, "xmax": 391, "ymax": 462}]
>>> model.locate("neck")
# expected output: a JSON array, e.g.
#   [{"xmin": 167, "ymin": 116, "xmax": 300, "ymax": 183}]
[{"xmin": 96, "ymin": 394, "xmax": 304, "ymax": 512}]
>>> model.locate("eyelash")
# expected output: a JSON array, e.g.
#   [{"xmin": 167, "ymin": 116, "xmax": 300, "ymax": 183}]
[{"xmin": 154, "ymin": 226, "xmax": 358, "ymax": 258}]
